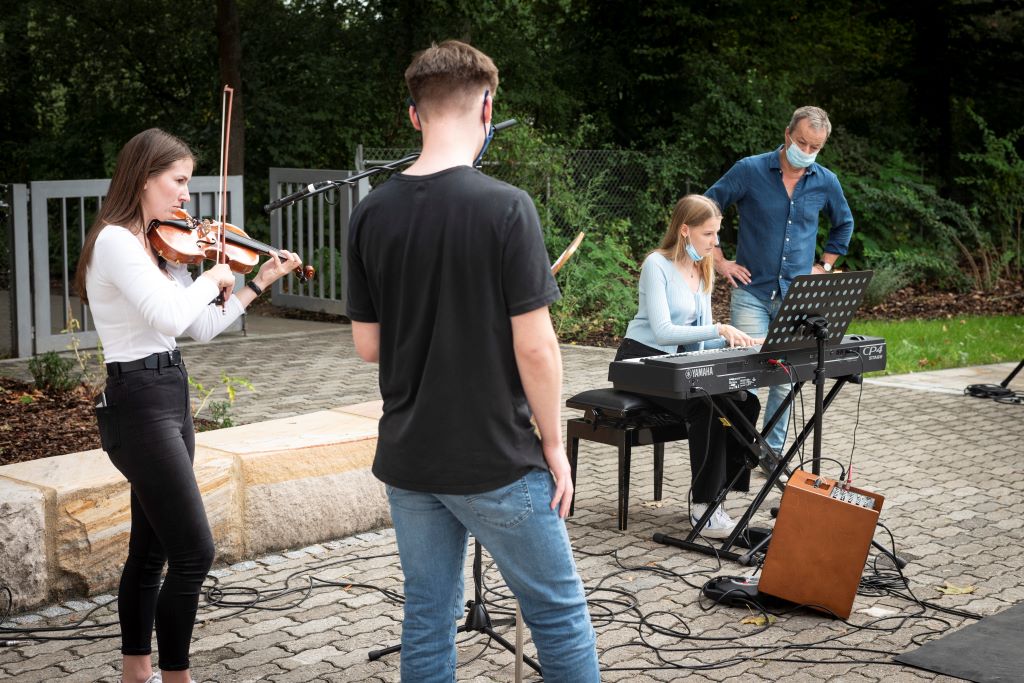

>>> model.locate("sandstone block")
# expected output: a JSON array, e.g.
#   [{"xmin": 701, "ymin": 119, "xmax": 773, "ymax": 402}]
[
  {"xmin": 0, "ymin": 477, "xmax": 48, "ymax": 609},
  {"xmin": 1, "ymin": 450, "xmax": 126, "ymax": 599},
  {"xmin": 195, "ymin": 410, "xmax": 388, "ymax": 556},
  {"xmin": 0, "ymin": 446, "xmax": 240, "ymax": 603}
]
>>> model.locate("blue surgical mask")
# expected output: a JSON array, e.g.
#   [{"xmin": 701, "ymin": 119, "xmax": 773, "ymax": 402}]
[
  {"xmin": 785, "ymin": 137, "xmax": 818, "ymax": 169},
  {"xmin": 685, "ymin": 241, "xmax": 704, "ymax": 262}
]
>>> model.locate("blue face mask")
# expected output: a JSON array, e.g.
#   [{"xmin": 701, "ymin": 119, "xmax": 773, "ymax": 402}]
[
  {"xmin": 685, "ymin": 240, "xmax": 704, "ymax": 262},
  {"xmin": 785, "ymin": 136, "xmax": 818, "ymax": 169}
]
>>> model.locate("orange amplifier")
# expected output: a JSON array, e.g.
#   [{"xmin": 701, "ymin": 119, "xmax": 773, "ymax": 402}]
[{"xmin": 757, "ymin": 469, "xmax": 884, "ymax": 619}]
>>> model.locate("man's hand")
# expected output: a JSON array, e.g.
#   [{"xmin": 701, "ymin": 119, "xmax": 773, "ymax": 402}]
[
  {"xmin": 716, "ymin": 259, "xmax": 751, "ymax": 288},
  {"xmin": 542, "ymin": 442, "xmax": 574, "ymax": 518}
]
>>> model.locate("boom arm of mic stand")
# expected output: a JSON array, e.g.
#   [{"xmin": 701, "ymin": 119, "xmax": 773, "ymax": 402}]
[
  {"xmin": 263, "ymin": 119, "xmax": 520, "ymax": 214},
  {"xmin": 263, "ymin": 152, "xmax": 420, "ymax": 213}
]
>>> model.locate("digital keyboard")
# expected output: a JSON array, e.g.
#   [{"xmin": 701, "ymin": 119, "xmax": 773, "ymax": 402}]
[{"xmin": 608, "ymin": 335, "xmax": 886, "ymax": 399}]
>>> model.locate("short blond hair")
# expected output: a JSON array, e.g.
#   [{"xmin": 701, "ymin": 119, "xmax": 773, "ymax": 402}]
[{"xmin": 405, "ymin": 40, "xmax": 499, "ymax": 118}]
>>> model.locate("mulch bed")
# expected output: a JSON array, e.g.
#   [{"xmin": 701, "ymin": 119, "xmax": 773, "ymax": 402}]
[
  {"xmin": 0, "ymin": 377, "xmax": 218, "ymax": 467},
  {"xmin": 2, "ymin": 279, "xmax": 1020, "ymax": 467},
  {"xmin": 0, "ymin": 379, "xmax": 99, "ymax": 467}
]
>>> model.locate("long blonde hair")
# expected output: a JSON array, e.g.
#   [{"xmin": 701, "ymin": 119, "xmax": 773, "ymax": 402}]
[{"xmin": 655, "ymin": 194, "xmax": 721, "ymax": 293}]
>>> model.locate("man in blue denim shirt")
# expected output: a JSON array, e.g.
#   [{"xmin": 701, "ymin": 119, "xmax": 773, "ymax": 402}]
[{"xmin": 705, "ymin": 106, "xmax": 854, "ymax": 461}]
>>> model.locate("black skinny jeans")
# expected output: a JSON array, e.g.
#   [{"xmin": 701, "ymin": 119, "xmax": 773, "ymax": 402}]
[
  {"xmin": 98, "ymin": 360, "xmax": 214, "ymax": 672},
  {"xmin": 615, "ymin": 338, "xmax": 760, "ymax": 504}
]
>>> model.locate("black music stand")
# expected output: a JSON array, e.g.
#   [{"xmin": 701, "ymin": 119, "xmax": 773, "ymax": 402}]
[
  {"xmin": 656, "ymin": 271, "xmax": 874, "ymax": 563},
  {"xmin": 367, "ymin": 538, "xmax": 542, "ymax": 674}
]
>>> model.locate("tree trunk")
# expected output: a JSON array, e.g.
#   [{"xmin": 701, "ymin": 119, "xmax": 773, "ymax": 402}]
[{"xmin": 216, "ymin": 0, "xmax": 244, "ymax": 177}]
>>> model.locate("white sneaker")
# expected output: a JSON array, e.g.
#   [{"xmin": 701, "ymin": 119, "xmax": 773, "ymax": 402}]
[
  {"xmin": 123, "ymin": 674, "xmax": 160, "ymax": 683},
  {"xmin": 691, "ymin": 503, "xmax": 737, "ymax": 539}
]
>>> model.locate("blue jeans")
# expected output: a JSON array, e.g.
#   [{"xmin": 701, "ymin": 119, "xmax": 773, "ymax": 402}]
[
  {"xmin": 386, "ymin": 468, "xmax": 600, "ymax": 683},
  {"xmin": 731, "ymin": 287, "xmax": 789, "ymax": 454}
]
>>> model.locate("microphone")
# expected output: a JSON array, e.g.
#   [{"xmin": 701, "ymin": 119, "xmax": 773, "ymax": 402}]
[
  {"xmin": 493, "ymin": 118, "xmax": 517, "ymax": 132},
  {"xmin": 264, "ymin": 182, "xmax": 333, "ymax": 214}
]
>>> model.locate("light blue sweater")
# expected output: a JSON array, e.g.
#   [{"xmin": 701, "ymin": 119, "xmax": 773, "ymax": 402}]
[{"xmin": 623, "ymin": 252, "xmax": 726, "ymax": 354}]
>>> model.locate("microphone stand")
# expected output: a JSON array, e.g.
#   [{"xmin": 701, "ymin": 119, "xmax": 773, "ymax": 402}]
[
  {"xmin": 264, "ymin": 118, "xmax": 519, "ymax": 214},
  {"xmin": 263, "ymin": 152, "xmax": 418, "ymax": 213}
]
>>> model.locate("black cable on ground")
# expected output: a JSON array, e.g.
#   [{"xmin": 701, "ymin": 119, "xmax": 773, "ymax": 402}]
[{"xmin": 0, "ymin": 520, "xmax": 986, "ymax": 676}]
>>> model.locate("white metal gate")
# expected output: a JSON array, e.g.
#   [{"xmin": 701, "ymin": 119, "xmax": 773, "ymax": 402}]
[
  {"xmin": 267, "ymin": 167, "xmax": 368, "ymax": 317},
  {"xmin": 7, "ymin": 176, "xmax": 242, "ymax": 357}
]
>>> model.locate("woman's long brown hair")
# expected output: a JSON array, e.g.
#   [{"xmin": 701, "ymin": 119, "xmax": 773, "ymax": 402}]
[{"xmin": 73, "ymin": 128, "xmax": 194, "ymax": 304}]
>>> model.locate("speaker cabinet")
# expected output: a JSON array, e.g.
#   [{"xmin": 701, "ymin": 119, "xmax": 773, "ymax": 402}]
[{"xmin": 758, "ymin": 469, "xmax": 884, "ymax": 619}]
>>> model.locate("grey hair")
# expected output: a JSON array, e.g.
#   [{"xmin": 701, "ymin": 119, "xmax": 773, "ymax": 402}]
[{"xmin": 788, "ymin": 106, "xmax": 832, "ymax": 138}]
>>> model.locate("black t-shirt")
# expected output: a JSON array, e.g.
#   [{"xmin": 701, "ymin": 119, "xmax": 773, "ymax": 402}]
[{"xmin": 346, "ymin": 165, "xmax": 561, "ymax": 494}]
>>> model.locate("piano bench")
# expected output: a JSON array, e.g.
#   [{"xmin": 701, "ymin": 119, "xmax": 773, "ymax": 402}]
[{"xmin": 566, "ymin": 388, "xmax": 687, "ymax": 531}]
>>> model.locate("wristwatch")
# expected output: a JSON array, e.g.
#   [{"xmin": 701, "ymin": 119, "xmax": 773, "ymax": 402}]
[{"xmin": 817, "ymin": 260, "xmax": 833, "ymax": 273}]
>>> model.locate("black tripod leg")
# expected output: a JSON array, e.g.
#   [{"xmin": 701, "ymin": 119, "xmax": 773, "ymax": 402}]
[
  {"xmin": 464, "ymin": 540, "xmax": 543, "ymax": 674},
  {"xmin": 367, "ymin": 643, "xmax": 401, "ymax": 661},
  {"xmin": 720, "ymin": 379, "xmax": 848, "ymax": 555},
  {"xmin": 368, "ymin": 538, "xmax": 543, "ymax": 675},
  {"xmin": 1000, "ymin": 359, "xmax": 1024, "ymax": 388}
]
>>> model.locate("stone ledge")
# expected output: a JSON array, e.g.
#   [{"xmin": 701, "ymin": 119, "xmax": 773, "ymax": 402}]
[{"xmin": 0, "ymin": 401, "xmax": 387, "ymax": 612}]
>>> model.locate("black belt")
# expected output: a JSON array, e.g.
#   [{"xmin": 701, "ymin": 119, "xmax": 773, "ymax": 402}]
[{"xmin": 106, "ymin": 349, "xmax": 183, "ymax": 377}]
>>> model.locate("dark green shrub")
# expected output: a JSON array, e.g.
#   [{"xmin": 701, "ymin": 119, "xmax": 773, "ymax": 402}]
[
  {"xmin": 28, "ymin": 351, "xmax": 80, "ymax": 394},
  {"xmin": 862, "ymin": 247, "xmax": 970, "ymax": 307},
  {"xmin": 551, "ymin": 222, "xmax": 638, "ymax": 341}
]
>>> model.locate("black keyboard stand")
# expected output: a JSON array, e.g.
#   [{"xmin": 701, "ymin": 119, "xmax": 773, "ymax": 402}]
[
  {"xmin": 654, "ymin": 376, "xmax": 854, "ymax": 563},
  {"xmin": 655, "ymin": 272, "xmax": 875, "ymax": 564}
]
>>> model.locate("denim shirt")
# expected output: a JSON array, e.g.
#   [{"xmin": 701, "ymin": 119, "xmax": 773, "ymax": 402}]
[{"xmin": 705, "ymin": 147, "xmax": 854, "ymax": 301}]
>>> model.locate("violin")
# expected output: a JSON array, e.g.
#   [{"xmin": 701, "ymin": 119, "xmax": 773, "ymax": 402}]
[{"xmin": 147, "ymin": 208, "xmax": 315, "ymax": 282}]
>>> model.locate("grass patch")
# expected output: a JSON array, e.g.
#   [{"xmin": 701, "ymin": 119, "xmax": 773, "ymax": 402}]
[{"xmin": 849, "ymin": 315, "xmax": 1024, "ymax": 376}]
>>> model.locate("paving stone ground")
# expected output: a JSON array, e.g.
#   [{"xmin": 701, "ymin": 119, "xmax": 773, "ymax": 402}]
[{"xmin": 2, "ymin": 316, "xmax": 1022, "ymax": 682}]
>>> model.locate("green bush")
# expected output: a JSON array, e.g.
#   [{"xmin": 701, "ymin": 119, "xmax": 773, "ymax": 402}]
[
  {"xmin": 28, "ymin": 351, "xmax": 80, "ymax": 394},
  {"xmin": 551, "ymin": 222, "xmax": 638, "ymax": 341},
  {"xmin": 862, "ymin": 247, "xmax": 968, "ymax": 307},
  {"xmin": 956, "ymin": 105, "xmax": 1024, "ymax": 282}
]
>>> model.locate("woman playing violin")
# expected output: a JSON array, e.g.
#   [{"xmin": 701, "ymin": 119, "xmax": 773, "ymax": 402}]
[{"xmin": 73, "ymin": 128, "xmax": 302, "ymax": 683}]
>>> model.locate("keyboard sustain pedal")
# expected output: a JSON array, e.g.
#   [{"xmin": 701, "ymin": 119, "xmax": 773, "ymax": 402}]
[{"xmin": 702, "ymin": 575, "xmax": 792, "ymax": 609}]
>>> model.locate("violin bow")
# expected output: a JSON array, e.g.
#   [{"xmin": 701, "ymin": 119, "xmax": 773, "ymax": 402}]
[
  {"xmin": 550, "ymin": 231, "xmax": 585, "ymax": 275},
  {"xmin": 215, "ymin": 85, "xmax": 234, "ymax": 308}
]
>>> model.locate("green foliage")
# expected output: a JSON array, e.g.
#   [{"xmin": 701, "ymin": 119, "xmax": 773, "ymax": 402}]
[
  {"xmin": 833, "ymin": 148, "xmax": 1005, "ymax": 289},
  {"xmin": 189, "ymin": 372, "xmax": 255, "ymax": 430},
  {"xmin": 550, "ymin": 223, "xmax": 638, "ymax": 340},
  {"xmin": 62, "ymin": 316, "xmax": 105, "ymax": 393},
  {"xmin": 28, "ymin": 351, "xmax": 79, "ymax": 394},
  {"xmin": 4, "ymin": 0, "xmax": 1024, "ymax": 334},
  {"xmin": 956, "ymin": 105, "xmax": 1024, "ymax": 281},
  {"xmin": 861, "ymin": 248, "xmax": 966, "ymax": 307}
]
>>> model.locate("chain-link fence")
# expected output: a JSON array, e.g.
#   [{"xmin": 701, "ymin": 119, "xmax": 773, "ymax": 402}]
[{"xmin": 359, "ymin": 147, "xmax": 672, "ymax": 243}]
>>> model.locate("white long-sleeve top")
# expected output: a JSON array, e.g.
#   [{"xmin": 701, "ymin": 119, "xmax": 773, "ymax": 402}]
[{"xmin": 86, "ymin": 224, "xmax": 245, "ymax": 362}]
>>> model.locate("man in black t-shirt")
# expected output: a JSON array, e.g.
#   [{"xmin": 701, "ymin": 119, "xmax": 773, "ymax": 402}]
[{"xmin": 347, "ymin": 41, "xmax": 600, "ymax": 682}]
